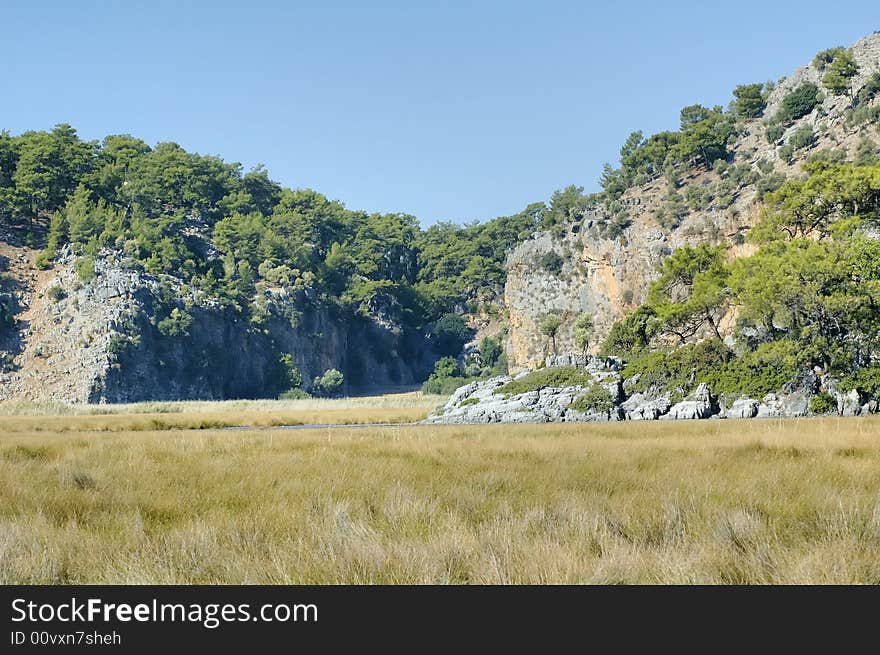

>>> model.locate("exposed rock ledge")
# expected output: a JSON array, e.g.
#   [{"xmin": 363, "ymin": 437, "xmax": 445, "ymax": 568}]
[{"xmin": 423, "ymin": 356, "xmax": 878, "ymax": 425}]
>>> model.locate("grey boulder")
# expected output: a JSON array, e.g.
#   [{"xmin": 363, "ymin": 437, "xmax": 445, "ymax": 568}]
[{"xmin": 663, "ymin": 383, "xmax": 717, "ymax": 420}]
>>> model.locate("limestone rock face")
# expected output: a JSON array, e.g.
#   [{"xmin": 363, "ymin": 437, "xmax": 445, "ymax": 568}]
[
  {"xmin": 424, "ymin": 357, "xmax": 870, "ymax": 425},
  {"xmin": 837, "ymin": 389, "xmax": 865, "ymax": 416},
  {"xmin": 758, "ymin": 390, "xmax": 812, "ymax": 418},
  {"xmin": 663, "ymin": 383, "xmax": 717, "ymax": 420},
  {"xmin": 424, "ymin": 358, "xmax": 624, "ymax": 424},
  {"xmin": 620, "ymin": 393, "xmax": 672, "ymax": 421},
  {"xmin": 725, "ymin": 398, "xmax": 759, "ymax": 420},
  {"xmin": 0, "ymin": 249, "xmax": 437, "ymax": 403},
  {"xmin": 425, "ymin": 356, "xmax": 860, "ymax": 424}
]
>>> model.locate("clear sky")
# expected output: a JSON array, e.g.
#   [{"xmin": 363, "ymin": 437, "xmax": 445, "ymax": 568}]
[{"xmin": 2, "ymin": 1, "xmax": 876, "ymax": 225}]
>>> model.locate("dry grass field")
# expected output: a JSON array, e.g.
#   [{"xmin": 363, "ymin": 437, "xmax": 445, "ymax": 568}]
[
  {"xmin": 1, "ymin": 399, "xmax": 879, "ymax": 584},
  {"xmin": 0, "ymin": 393, "xmax": 443, "ymax": 433}
]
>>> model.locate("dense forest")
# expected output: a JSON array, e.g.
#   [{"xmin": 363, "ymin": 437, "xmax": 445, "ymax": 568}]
[{"xmin": 0, "ymin": 125, "xmax": 568, "ymax": 358}]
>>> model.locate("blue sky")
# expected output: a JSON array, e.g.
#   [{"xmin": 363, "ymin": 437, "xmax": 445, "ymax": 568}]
[{"xmin": 2, "ymin": 1, "xmax": 876, "ymax": 224}]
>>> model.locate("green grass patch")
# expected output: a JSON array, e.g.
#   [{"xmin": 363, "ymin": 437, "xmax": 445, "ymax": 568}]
[
  {"xmin": 421, "ymin": 375, "xmax": 484, "ymax": 396},
  {"xmin": 568, "ymin": 383, "xmax": 615, "ymax": 413},
  {"xmin": 495, "ymin": 366, "xmax": 594, "ymax": 396},
  {"xmin": 809, "ymin": 393, "xmax": 837, "ymax": 415}
]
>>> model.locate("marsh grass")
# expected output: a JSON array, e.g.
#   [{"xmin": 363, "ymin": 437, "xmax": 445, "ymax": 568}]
[
  {"xmin": 0, "ymin": 393, "xmax": 445, "ymax": 432},
  {"xmin": 1, "ymin": 415, "xmax": 879, "ymax": 583},
  {"xmin": 0, "ymin": 391, "xmax": 445, "ymax": 416}
]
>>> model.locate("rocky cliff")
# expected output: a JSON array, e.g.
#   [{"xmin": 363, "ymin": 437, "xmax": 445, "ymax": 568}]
[
  {"xmin": 504, "ymin": 33, "xmax": 880, "ymax": 370},
  {"xmin": 0, "ymin": 245, "xmax": 436, "ymax": 403}
]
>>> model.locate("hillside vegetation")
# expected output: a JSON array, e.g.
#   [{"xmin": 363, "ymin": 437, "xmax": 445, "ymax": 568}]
[
  {"xmin": 3, "ymin": 36, "xmax": 880, "ymax": 403},
  {"xmin": 491, "ymin": 37, "xmax": 880, "ymax": 415},
  {"xmin": 0, "ymin": 125, "xmax": 544, "ymax": 340}
]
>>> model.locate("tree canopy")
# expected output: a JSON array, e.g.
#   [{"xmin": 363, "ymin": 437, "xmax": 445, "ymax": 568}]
[
  {"xmin": 603, "ymin": 160, "xmax": 880, "ymax": 393},
  {"xmin": 0, "ymin": 124, "xmax": 547, "ymax": 348}
]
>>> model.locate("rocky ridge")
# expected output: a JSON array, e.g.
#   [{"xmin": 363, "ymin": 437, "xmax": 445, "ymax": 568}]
[{"xmin": 424, "ymin": 356, "xmax": 876, "ymax": 424}]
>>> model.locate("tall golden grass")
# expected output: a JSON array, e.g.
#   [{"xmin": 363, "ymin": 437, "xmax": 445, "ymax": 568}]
[
  {"xmin": 0, "ymin": 393, "xmax": 444, "ymax": 432},
  {"xmin": 1, "ymin": 412, "xmax": 878, "ymax": 583},
  {"xmin": 0, "ymin": 391, "xmax": 445, "ymax": 415}
]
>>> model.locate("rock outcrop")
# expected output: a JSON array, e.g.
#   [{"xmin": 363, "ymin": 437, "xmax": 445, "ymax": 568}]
[
  {"xmin": 725, "ymin": 398, "xmax": 759, "ymax": 420},
  {"xmin": 424, "ymin": 358, "xmax": 624, "ymax": 424},
  {"xmin": 425, "ymin": 358, "xmax": 879, "ymax": 424},
  {"xmin": 663, "ymin": 383, "xmax": 717, "ymax": 420}
]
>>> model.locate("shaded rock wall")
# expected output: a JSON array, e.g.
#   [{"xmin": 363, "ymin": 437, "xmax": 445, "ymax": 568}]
[{"xmin": 0, "ymin": 251, "xmax": 436, "ymax": 403}]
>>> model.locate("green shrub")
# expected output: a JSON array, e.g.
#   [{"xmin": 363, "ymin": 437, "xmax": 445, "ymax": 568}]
[
  {"xmin": 432, "ymin": 314, "xmax": 473, "ymax": 357},
  {"xmin": 107, "ymin": 333, "xmax": 134, "ymax": 358},
  {"xmin": 622, "ymin": 340, "xmax": 730, "ymax": 397},
  {"xmin": 813, "ymin": 47, "xmax": 846, "ymax": 71},
  {"xmin": 479, "ymin": 336, "xmax": 503, "ymax": 368},
  {"xmin": 853, "ymin": 138, "xmax": 879, "ymax": 167},
  {"xmin": 75, "ymin": 256, "xmax": 96, "ymax": 281},
  {"xmin": 422, "ymin": 356, "xmax": 476, "ymax": 395},
  {"xmin": 809, "ymin": 392, "xmax": 837, "ymax": 415},
  {"xmin": 430, "ymin": 356, "xmax": 458, "ymax": 378},
  {"xmin": 756, "ymin": 158, "xmax": 774, "ymax": 174},
  {"xmin": 756, "ymin": 173, "xmax": 787, "ymax": 200},
  {"xmin": 656, "ymin": 192, "xmax": 688, "ymax": 230},
  {"xmin": 47, "ymin": 286, "xmax": 67, "ymax": 303},
  {"xmin": 539, "ymin": 251, "xmax": 564, "ymax": 275},
  {"xmin": 621, "ymin": 339, "xmax": 801, "ymax": 400},
  {"xmin": 568, "ymin": 383, "xmax": 615, "ymax": 413},
  {"xmin": 701, "ymin": 340, "xmax": 803, "ymax": 398},
  {"xmin": 34, "ymin": 252, "xmax": 52, "ymax": 270},
  {"xmin": 460, "ymin": 397, "xmax": 480, "ymax": 406},
  {"xmin": 157, "ymin": 308, "xmax": 193, "ymax": 337},
  {"xmin": 777, "ymin": 83, "xmax": 819, "ymax": 124},
  {"xmin": 805, "ymin": 148, "xmax": 847, "ymax": 166},
  {"xmin": 685, "ymin": 185, "xmax": 712, "ymax": 211},
  {"xmin": 788, "ymin": 125, "xmax": 816, "ymax": 151},
  {"xmin": 312, "ymin": 368, "xmax": 344, "ymax": 397},
  {"xmin": 276, "ymin": 353, "xmax": 303, "ymax": 394},
  {"xmin": 846, "ymin": 103, "xmax": 880, "ymax": 128},
  {"xmin": 601, "ymin": 305, "xmax": 657, "ymax": 356},
  {"xmin": 421, "ymin": 375, "xmax": 481, "ymax": 396},
  {"xmin": 727, "ymin": 163, "xmax": 759, "ymax": 187},
  {"xmin": 778, "ymin": 144, "xmax": 794, "ymax": 163},
  {"xmin": 856, "ymin": 71, "xmax": 880, "ymax": 105},
  {"xmin": 495, "ymin": 366, "xmax": 594, "ymax": 396},
  {"xmin": 766, "ymin": 124, "xmax": 785, "ymax": 144},
  {"xmin": 838, "ymin": 367, "xmax": 880, "ymax": 399}
]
